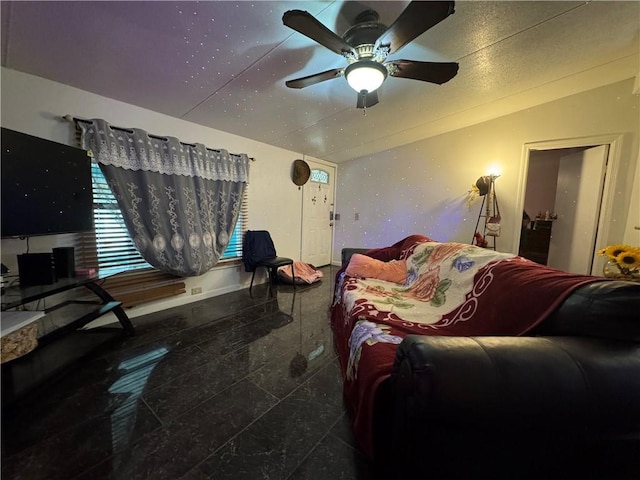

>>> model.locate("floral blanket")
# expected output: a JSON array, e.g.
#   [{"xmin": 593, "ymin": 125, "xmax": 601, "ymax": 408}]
[{"xmin": 331, "ymin": 239, "xmax": 601, "ymax": 459}]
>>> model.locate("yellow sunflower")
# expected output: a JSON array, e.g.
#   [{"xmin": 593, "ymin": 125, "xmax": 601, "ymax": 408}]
[
  {"xmin": 601, "ymin": 244, "xmax": 632, "ymax": 261},
  {"xmin": 616, "ymin": 249, "xmax": 640, "ymax": 270}
]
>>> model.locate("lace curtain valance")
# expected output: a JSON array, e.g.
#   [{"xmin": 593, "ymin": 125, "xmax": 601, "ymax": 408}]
[{"xmin": 81, "ymin": 118, "xmax": 250, "ymax": 182}]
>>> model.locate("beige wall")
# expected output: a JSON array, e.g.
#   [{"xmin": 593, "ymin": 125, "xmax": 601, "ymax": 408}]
[
  {"xmin": 2, "ymin": 67, "xmax": 638, "ymax": 318},
  {"xmin": 333, "ymin": 78, "xmax": 639, "ymax": 261},
  {"xmin": 0, "ymin": 67, "xmax": 330, "ymax": 319}
]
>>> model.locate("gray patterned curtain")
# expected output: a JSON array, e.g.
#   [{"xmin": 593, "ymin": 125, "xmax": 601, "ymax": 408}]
[{"xmin": 79, "ymin": 118, "xmax": 250, "ymax": 277}]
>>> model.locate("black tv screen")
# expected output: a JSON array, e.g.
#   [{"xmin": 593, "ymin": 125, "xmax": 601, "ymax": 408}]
[{"xmin": 1, "ymin": 127, "xmax": 94, "ymax": 238}]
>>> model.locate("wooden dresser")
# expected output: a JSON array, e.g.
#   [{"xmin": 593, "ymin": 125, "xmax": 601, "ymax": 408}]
[{"xmin": 518, "ymin": 220, "xmax": 553, "ymax": 265}]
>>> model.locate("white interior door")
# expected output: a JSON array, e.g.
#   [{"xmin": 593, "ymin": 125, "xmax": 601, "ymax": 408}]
[
  {"xmin": 301, "ymin": 162, "xmax": 335, "ymax": 266},
  {"xmin": 547, "ymin": 145, "xmax": 608, "ymax": 274}
]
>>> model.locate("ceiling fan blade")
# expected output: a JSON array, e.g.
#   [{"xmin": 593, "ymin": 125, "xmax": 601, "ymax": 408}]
[
  {"xmin": 286, "ymin": 68, "xmax": 344, "ymax": 89},
  {"xmin": 375, "ymin": 1, "xmax": 455, "ymax": 55},
  {"xmin": 356, "ymin": 90, "xmax": 379, "ymax": 109},
  {"xmin": 283, "ymin": 10, "xmax": 356, "ymax": 56},
  {"xmin": 388, "ymin": 60, "xmax": 459, "ymax": 85}
]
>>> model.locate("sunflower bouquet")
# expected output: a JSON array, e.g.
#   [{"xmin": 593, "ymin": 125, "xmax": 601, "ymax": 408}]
[{"xmin": 597, "ymin": 244, "xmax": 640, "ymax": 279}]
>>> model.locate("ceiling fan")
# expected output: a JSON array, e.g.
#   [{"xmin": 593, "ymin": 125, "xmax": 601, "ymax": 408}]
[{"xmin": 282, "ymin": 1, "xmax": 459, "ymax": 109}]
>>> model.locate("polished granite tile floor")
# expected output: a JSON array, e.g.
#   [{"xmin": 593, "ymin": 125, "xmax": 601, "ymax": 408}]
[{"xmin": 1, "ymin": 266, "xmax": 375, "ymax": 480}]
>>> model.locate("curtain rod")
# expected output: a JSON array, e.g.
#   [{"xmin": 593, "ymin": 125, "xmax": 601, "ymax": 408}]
[{"xmin": 63, "ymin": 115, "xmax": 255, "ymax": 161}]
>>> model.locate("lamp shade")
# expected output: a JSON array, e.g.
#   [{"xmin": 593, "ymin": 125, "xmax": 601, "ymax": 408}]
[{"xmin": 345, "ymin": 61, "xmax": 387, "ymax": 93}]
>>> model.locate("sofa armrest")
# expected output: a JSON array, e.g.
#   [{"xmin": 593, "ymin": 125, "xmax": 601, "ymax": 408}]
[
  {"xmin": 535, "ymin": 280, "xmax": 640, "ymax": 341},
  {"xmin": 392, "ymin": 335, "xmax": 640, "ymax": 434},
  {"xmin": 381, "ymin": 334, "xmax": 640, "ymax": 479}
]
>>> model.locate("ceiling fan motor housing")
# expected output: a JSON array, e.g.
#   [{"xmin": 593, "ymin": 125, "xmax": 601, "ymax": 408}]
[{"xmin": 343, "ymin": 13, "xmax": 387, "ymax": 62}]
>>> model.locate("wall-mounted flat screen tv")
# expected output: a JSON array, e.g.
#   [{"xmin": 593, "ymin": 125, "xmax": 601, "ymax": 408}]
[{"xmin": 1, "ymin": 127, "xmax": 94, "ymax": 238}]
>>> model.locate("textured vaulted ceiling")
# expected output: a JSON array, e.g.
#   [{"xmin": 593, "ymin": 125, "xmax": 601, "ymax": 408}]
[{"xmin": 2, "ymin": 1, "xmax": 639, "ymax": 163}]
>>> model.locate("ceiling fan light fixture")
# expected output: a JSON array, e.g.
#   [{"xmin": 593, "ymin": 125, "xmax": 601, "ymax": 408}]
[{"xmin": 345, "ymin": 61, "xmax": 387, "ymax": 93}]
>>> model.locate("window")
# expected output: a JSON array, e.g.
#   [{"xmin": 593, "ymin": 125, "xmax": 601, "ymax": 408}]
[
  {"xmin": 219, "ymin": 191, "xmax": 248, "ymax": 261},
  {"xmin": 91, "ymin": 163, "xmax": 150, "ymax": 276},
  {"xmin": 90, "ymin": 161, "xmax": 247, "ymax": 276},
  {"xmin": 310, "ymin": 168, "xmax": 329, "ymax": 184}
]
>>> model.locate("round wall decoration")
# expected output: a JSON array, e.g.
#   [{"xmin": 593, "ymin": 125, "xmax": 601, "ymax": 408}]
[{"xmin": 291, "ymin": 159, "xmax": 311, "ymax": 186}]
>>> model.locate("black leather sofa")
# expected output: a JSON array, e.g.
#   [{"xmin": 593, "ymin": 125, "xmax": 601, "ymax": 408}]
[{"xmin": 372, "ymin": 280, "xmax": 640, "ymax": 479}]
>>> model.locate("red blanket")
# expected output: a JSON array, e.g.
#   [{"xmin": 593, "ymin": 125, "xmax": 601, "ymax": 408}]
[{"xmin": 331, "ymin": 238, "xmax": 602, "ymax": 458}]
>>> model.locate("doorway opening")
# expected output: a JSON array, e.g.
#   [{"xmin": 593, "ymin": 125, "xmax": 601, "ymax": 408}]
[{"xmin": 516, "ymin": 135, "xmax": 623, "ymax": 275}]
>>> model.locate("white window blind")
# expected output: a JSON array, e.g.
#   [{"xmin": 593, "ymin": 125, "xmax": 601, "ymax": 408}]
[
  {"xmin": 91, "ymin": 162, "xmax": 247, "ymax": 275},
  {"xmin": 91, "ymin": 163, "xmax": 150, "ymax": 276},
  {"xmin": 219, "ymin": 189, "xmax": 248, "ymax": 261}
]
